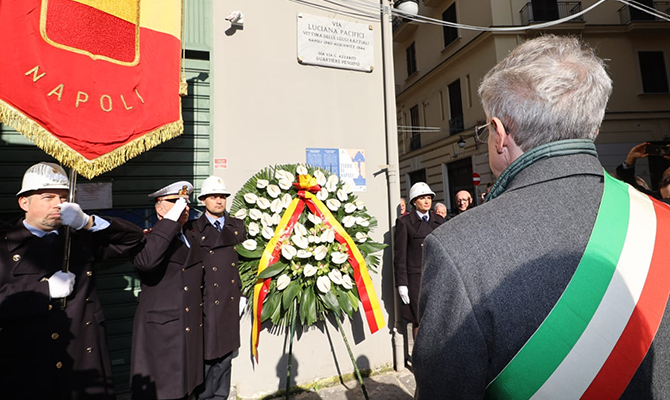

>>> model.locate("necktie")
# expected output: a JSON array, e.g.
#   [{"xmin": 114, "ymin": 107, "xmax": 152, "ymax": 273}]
[
  {"xmin": 213, "ymin": 220, "xmax": 222, "ymax": 232},
  {"xmin": 422, "ymin": 215, "xmax": 429, "ymax": 224},
  {"xmin": 42, "ymin": 232, "xmax": 57, "ymax": 245}
]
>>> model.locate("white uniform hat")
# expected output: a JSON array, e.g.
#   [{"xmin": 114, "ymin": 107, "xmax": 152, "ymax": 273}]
[
  {"xmin": 17, "ymin": 162, "xmax": 69, "ymax": 196},
  {"xmin": 408, "ymin": 182, "xmax": 435, "ymax": 203},
  {"xmin": 149, "ymin": 181, "xmax": 193, "ymax": 203},
  {"xmin": 198, "ymin": 176, "xmax": 230, "ymax": 199}
]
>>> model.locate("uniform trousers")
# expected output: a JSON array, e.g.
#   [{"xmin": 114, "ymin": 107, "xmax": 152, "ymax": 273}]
[{"xmin": 196, "ymin": 352, "xmax": 233, "ymax": 400}]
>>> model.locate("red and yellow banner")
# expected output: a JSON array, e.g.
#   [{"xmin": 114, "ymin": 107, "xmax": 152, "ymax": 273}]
[
  {"xmin": 0, "ymin": 0, "xmax": 183, "ymax": 178},
  {"xmin": 252, "ymin": 177, "xmax": 385, "ymax": 360}
]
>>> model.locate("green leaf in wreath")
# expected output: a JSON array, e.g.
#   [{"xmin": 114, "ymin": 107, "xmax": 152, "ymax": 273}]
[
  {"xmin": 335, "ymin": 289, "xmax": 353, "ymax": 318},
  {"xmin": 347, "ymin": 290, "xmax": 359, "ymax": 312},
  {"xmin": 256, "ymin": 261, "xmax": 287, "ymax": 280},
  {"xmin": 260, "ymin": 290, "xmax": 282, "ymax": 323},
  {"xmin": 358, "ymin": 241, "xmax": 388, "ymax": 254},
  {"xmin": 236, "ymin": 244, "xmax": 264, "ymax": 259},
  {"xmin": 282, "ymin": 280, "xmax": 301, "ymax": 310},
  {"xmin": 305, "ymin": 287, "xmax": 317, "ymax": 326},
  {"xmin": 319, "ymin": 291, "xmax": 340, "ymax": 315},
  {"xmin": 299, "ymin": 287, "xmax": 309, "ymax": 326}
]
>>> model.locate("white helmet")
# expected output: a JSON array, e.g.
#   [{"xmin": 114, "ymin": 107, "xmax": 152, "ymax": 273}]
[
  {"xmin": 17, "ymin": 162, "xmax": 69, "ymax": 196},
  {"xmin": 199, "ymin": 176, "xmax": 231, "ymax": 199},
  {"xmin": 408, "ymin": 182, "xmax": 435, "ymax": 204}
]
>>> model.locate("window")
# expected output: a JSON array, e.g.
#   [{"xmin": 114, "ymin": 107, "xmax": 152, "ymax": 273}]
[
  {"xmin": 410, "ymin": 105, "xmax": 421, "ymax": 150},
  {"xmin": 630, "ymin": 0, "xmax": 654, "ymax": 20},
  {"xmin": 406, "ymin": 42, "xmax": 417, "ymax": 77},
  {"xmin": 531, "ymin": 0, "xmax": 559, "ymax": 21},
  {"xmin": 409, "ymin": 169, "xmax": 427, "ymax": 187},
  {"xmin": 442, "ymin": 4, "xmax": 458, "ymax": 48},
  {"xmin": 448, "ymin": 79, "xmax": 464, "ymax": 134},
  {"xmin": 639, "ymin": 51, "xmax": 669, "ymax": 93}
]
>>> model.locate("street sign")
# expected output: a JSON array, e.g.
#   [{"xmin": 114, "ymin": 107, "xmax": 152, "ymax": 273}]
[{"xmin": 473, "ymin": 172, "xmax": 481, "ymax": 186}]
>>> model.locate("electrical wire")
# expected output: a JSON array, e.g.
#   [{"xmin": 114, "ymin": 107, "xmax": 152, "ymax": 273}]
[{"xmin": 615, "ymin": 0, "xmax": 670, "ymax": 22}]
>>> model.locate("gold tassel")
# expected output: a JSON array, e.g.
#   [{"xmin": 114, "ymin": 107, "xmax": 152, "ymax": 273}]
[
  {"xmin": 0, "ymin": 99, "xmax": 184, "ymax": 179},
  {"xmin": 179, "ymin": 74, "xmax": 188, "ymax": 97}
]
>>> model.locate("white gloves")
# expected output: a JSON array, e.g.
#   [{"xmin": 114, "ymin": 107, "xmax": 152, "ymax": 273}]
[
  {"xmin": 59, "ymin": 202, "xmax": 90, "ymax": 230},
  {"xmin": 47, "ymin": 271, "xmax": 76, "ymax": 299},
  {"xmin": 164, "ymin": 198, "xmax": 187, "ymax": 222},
  {"xmin": 239, "ymin": 296, "xmax": 247, "ymax": 317},
  {"xmin": 398, "ymin": 286, "xmax": 410, "ymax": 305}
]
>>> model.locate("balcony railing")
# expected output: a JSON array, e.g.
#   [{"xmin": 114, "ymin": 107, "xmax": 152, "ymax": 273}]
[
  {"xmin": 618, "ymin": 2, "xmax": 670, "ymax": 24},
  {"xmin": 449, "ymin": 116, "xmax": 464, "ymax": 135},
  {"xmin": 520, "ymin": 2, "xmax": 584, "ymax": 25}
]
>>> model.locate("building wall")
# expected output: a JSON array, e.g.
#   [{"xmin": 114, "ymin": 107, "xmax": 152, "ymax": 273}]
[
  {"xmin": 211, "ymin": 1, "xmax": 398, "ymax": 398},
  {"xmin": 393, "ymin": 0, "xmax": 670, "ymax": 207}
]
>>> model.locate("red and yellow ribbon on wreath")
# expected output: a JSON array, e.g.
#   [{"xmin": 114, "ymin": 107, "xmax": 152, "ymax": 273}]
[{"xmin": 252, "ymin": 174, "xmax": 385, "ymax": 360}]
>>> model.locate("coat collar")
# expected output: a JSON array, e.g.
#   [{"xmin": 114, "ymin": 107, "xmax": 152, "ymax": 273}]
[
  {"xmin": 6, "ymin": 220, "xmax": 63, "ymax": 252},
  {"xmin": 193, "ymin": 212, "xmax": 228, "ymax": 233}
]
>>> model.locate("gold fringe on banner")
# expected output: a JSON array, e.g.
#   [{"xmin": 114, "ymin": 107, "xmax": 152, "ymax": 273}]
[{"xmin": 0, "ymin": 99, "xmax": 184, "ymax": 179}]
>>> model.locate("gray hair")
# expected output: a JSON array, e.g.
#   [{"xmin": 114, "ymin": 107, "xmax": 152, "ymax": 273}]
[
  {"xmin": 478, "ymin": 35, "xmax": 612, "ymax": 152},
  {"xmin": 434, "ymin": 202, "xmax": 447, "ymax": 210}
]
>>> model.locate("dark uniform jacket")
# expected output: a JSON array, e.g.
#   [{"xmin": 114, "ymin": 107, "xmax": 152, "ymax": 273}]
[
  {"xmin": 393, "ymin": 210, "xmax": 445, "ymax": 324},
  {"xmin": 130, "ymin": 219, "xmax": 204, "ymax": 400},
  {"xmin": 414, "ymin": 153, "xmax": 670, "ymax": 399},
  {"xmin": 0, "ymin": 217, "xmax": 144, "ymax": 400},
  {"xmin": 186, "ymin": 213, "xmax": 245, "ymax": 360}
]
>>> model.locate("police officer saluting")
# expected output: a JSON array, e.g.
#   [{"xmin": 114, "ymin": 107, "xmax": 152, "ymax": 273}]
[
  {"xmin": 130, "ymin": 182, "xmax": 204, "ymax": 400},
  {"xmin": 0, "ymin": 162, "xmax": 145, "ymax": 400},
  {"xmin": 189, "ymin": 176, "xmax": 246, "ymax": 400}
]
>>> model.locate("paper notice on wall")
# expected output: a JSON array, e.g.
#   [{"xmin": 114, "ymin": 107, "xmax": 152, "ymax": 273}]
[
  {"xmin": 77, "ymin": 182, "xmax": 113, "ymax": 210},
  {"xmin": 306, "ymin": 148, "xmax": 366, "ymax": 192}
]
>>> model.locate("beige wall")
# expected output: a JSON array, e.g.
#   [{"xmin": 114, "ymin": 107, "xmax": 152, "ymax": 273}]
[
  {"xmin": 211, "ymin": 1, "xmax": 399, "ymax": 398},
  {"xmin": 394, "ymin": 0, "xmax": 670, "ymax": 204}
]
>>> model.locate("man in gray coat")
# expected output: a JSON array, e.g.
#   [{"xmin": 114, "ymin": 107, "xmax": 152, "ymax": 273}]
[{"xmin": 414, "ymin": 35, "xmax": 670, "ymax": 399}]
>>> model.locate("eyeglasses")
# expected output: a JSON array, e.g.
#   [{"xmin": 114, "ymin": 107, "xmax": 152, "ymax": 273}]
[{"xmin": 474, "ymin": 121, "xmax": 492, "ymax": 144}]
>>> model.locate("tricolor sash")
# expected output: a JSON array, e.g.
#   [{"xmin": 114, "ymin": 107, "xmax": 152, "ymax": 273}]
[{"xmin": 486, "ymin": 172, "xmax": 670, "ymax": 399}]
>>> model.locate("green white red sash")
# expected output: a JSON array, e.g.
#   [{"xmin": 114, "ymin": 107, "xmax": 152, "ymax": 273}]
[{"xmin": 485, "ymin": 172, "xmax": 670, "ymax": 399}]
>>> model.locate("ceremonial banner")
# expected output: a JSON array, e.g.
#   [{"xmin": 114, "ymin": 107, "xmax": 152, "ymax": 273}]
[{"xmin": 0, "ymin": 0, "xmax": 183, "ymax": 178}]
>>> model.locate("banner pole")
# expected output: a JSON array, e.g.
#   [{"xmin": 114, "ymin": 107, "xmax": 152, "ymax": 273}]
[{"xmin": 60, "ymin": 167, "xmax": 77, "ymax": 309}]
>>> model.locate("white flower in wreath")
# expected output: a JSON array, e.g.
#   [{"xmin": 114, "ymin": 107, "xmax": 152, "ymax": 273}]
[
  {"xmin": 242, "ymin": 239, "xmax": 257, "ymax": 251},
  {"xmin": 313, "ymin": 169, "xmax": 326, "ymax": 186},
  {"xmin": 270, "ymin": 198, "xmax": 283, "ymax": 214},
  {"xmin": 341, "ymin": 274, "xmax": 353, "ymax": 290},
  {"xmin": 266, "ymin": 184, "xmax": 281, "ymax": 199},
  {"xmin": 277, "ymin": 274, "xmax": 291, "ymax": 291},
  {"xmin": 316, "ymin": 188, "xmax": 329, "ymax": 201},
  {"xmin": 326, "ymin": 198, "xmax": 341, "ymax": 211},
  {"xmin": 272, "ymin": 213, "xmax": 281, "ymax": 225},
  {"xmin": 296, "ymin": 249, "xmax": 312, "ymax": 259},
  {"xmin": 296, "ymin": 165, "xmax": 308, "ymax": 175},
  {"xmin": 292, "ymin": 234, "xmax": 308, "ymax": 249},
  {"xmin": 261, "ymin": 226, "xmax": 275, "ymax": 240},
  {"xmin": 356, "ymin": 217, "xmax": 370, "ymax": 227},
  {"xmin": 328, "ymin": 269, "xmax": 343, "ymax": 285},
  {"xmin": 308, "ymin": 213, "xmax": 322, "ymax": 225},
  {"xmin": 234, "ymin": 209, "xmax": 247, "ymax": 219},
  {"xmin": 337, "ymin": 189, "xmax": 348, "ymax": 202},
  {"xmin": 278, "ymin": 178, "xmax": 293, "ymax": 191},
  {"xmin": 313, "ymin": 245, "xmax": 328, "ymax": 261},
  {"xmin": 244, "ymin": 193, "xmax": 258, "ymax": 204},
  {"xmin": 248, "ymin": 222, "xmax": 260, "ymax": 237},
  {"xmin": 281, "ymin": 193, "xmax": 293, "ymax": 208},
  {"xmin": 282, "ymin": 244, "xmax": 297, "ymax": 260},
  {"xmin": 342, "ymin": 215, "xmax": 356, "ymax": 228},
  {"xmin": 303, "ymin": 263, "xmax": 317, "ymax": 277},
  {"xmin": 308, "ymin": 236, "xmax": 315, "ymax": 243},
  {"xmin": 342, "ymin": 182, "xmax": 354, "ymax": 194},
  {"xmin": 321, "ymin": 229, "xmax": 335, "ymax": 243},
  {"xmin": 256, "ymin": 179, "xmax": 269, "ymax": 189},
  {"xmin": 331, "ymin": 251, "xmax": 348, "ymax": 264},
  {"xmin": 249, "ymin": 209, "xmax": 262, "ymax": 220},
  {"xmin": 355, "ymin": 232, "xmax": 368, "ymax": 243},
  {"xmin": 257, "ymin": 197, "xmax": 271, "ymax": 210},
  {"xmin": 294, "ymin": 222, "xmax": 308, "ymax": 237},
  {"xmin": 325, "ymin": 175, "xmax": 339, "ymax": 192},
  {"xmin": 354, "ymin": 199, "xmax": 365, "ymax": 210},
  {"xmin": 261, "ymin": 213, "xmax": 274, "ymax": 227},
  {"xmin": 317, "ymin": 276, "xmax": 331, "ymax": 293},
  {"xmin": 344, "ymin": 203, "xmax": 357, "ymax": 214}
]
